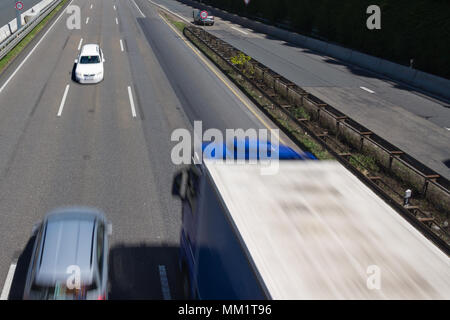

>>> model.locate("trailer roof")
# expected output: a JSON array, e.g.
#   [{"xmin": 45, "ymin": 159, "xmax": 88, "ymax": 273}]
[{"xmin": 205, "ymin": 160, "xmax": 450, "ymax": 299}]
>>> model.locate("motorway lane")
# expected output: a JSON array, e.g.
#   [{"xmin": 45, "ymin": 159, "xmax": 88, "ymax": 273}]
[
  {"xmin": 0, "ymin": 0, "xmax": 297, "ymax": 299},
  {"xmin": 150, "ymin": 0, "xmax": 450, "ymax": 180}
]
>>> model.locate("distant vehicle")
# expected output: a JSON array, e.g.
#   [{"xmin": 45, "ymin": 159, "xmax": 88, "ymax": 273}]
[
  {"xmin": 172, "ymin": 141, "xmax": 450, "ymax": 299},
  {"xmin": 193, "ymin": 9, "xmax": 214, "ymax": 26},
  {"xmin": 74, "ymin": 44, "xmax": 105, "ymax": 84},
  {"xmin": 23, "ymin": 207, "xmax": 112, "ymax": 300}
]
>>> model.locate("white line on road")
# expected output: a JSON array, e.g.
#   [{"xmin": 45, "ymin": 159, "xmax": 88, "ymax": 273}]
[
  {"xmin": 77, "ymin": 38, "xmax": 83, "ymax": 50},
  {"xmin": 0, "ymin": 264, "xmax": 16, "ymax": 300},
  {"xmin": 131, "ymin": 0, "xmax": 146, "ymax": 18},
  {"xmin": 149, "ymin": 0, "xmax": 190, "ymax": 24},
  {"xmin": 86, "ymin": 17, "xmax": 90, "ymax": 24},
  {"xmin": 127, "ymin": 86, "xmax": 137, "ymax": 118},
  {"xmin": 113, "ymin": 5, "xmax": 116, "ymax": 10},
  {"xmin": 446, "ymin": 127, "xmax": 450, "ymax": 131},
  {"xmin": 120, "ymin": 39, "xmax": 124, "ymax": 52},
  {"xmin": 116, "ymin": 17, "xmax": 119, "ymax": 25},
  {"xmin": 360, "ymin": 86, "xmax": 375, "ymax": 94},
  {"xmin": 158, "ymin": 265, "xmax": 171, "ymax": 300},
  {"xmin": 0, "ymin": 0, "xmax": 74, "ymax": 95},
  {"xmin": 90, "ymin": 4, "xmax": 93, "ymax": 9},
  {"xmin": 231, "ymin": 26, "xmax": 248, "ymax": 35},
  {"xmin": 57, "ymin": 85, "xmax": 70, "ymax": 117}
]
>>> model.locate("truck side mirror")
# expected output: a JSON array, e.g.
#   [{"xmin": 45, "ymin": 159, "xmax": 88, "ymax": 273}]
[{"xmin": 172, "ymin": 169, "xmax": 188, "ymax": 200}]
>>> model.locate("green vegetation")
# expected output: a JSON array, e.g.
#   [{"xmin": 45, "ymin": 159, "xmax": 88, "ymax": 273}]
[
  {"xmin": 0, "ymin": 0, "xmax": 68, "ymax": 74},
  {"xmin": 166, "ymin": 15, "xmax": 186, "ymax": 33},
  {"xmin": 198, "ymin": 0, "xmax": 450, "ymax": 79},
  {"xmin": 349, "ymin": 154, "xmax": 380, "ymax": 175}
]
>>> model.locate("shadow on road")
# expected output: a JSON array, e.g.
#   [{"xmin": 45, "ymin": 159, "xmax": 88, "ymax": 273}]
[
  {"xmin": 7, "ymin": 236, "xmax": 35, "ymax": 300},
  {"xmin": 108, "ymin": 244, "xmax": 183, "ymax": 300}
]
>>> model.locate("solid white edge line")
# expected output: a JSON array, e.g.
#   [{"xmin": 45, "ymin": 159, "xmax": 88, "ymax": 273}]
[
  {"xmin": 158, "ymin": 265, "xmax": 171, "ymax": 300},
  {"xmin": 86, "ymin": 17, "xmax": 89, "ymax": 24},
  {"xmin": 0, "ymin": 0, "xmax": 75, "ymax": 95},
  {"xmin": 57, "ymin": 84, "xmax": 70, "ymax": 117},
  {"xmin": 127, "ymin": 86, "xmax": 137, "ymax": 118},
  {"xmin": 231, "ymin": 26, "xmax": 248, "ymax": 35},
  {"xmin": 77, "ymin": 38, "xmax": 83, "ymax": 50},
  {"xmin": 120, "ymin": 39, "xmax": 124, "ymax": 52},
  {"xmin": 148, "ymin": 0, "xmax": 191, "ymax": 24},
  {"xmin": 131, "ymin": 0, "xmax": 146, "ymax": 18},
  {"xmin": 360, "ymin": 86, "xmax": 375, "ymax": 94},
  {"xmin": 0, "ymin": 264, "xmax": 17, "ymax": 300}
]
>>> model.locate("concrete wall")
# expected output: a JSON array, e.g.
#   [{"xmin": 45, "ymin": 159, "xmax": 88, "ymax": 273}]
[{"xmin": 177, "ymin": 0, "xmax": 450, "ymax": 100}]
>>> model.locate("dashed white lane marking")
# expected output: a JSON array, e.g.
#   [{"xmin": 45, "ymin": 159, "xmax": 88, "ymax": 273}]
[
  {"xmin": 131, "ymin": 0, "xmax": 146, "ymax": 18},
  {"xmin": 231, "ymin": 26, "xmax": 248, "ymax": 35},
  {"xmin": 57, "ymin": 85, "xmax": 70, "ymax": 117},
  {"xmin": 86, "ymin": 17, "xmax": 90, "ymax": 24},
  {"xmin": 113, "ymin": 5, "xmax": 116, "ymax": 10},
  {"xmin": 158, "ymin": 265, "xmax": 171, "ymax": 300},
  {"xmin": 116, "ymin": 17, "xmax": 118, "ymax": 24},
  {"xmin": 77, "ymin": 38, "xmax": 83, "ymax": 50},
  {"xmin": 445, "ymin": 127, "xmax": 450, "ymax": 131},
  {"xmin": 90, "ymin": 4, "xmax": 93, "ymax": 9},
  {"xmin": 360, "ymin": 86, "xmax": 375, "ymax": 94},
  {"xmin": 149, "ymin": 0, "xmax": 190, "ymax": 24},
  {"xmin": 120, "ymin": 39, "xmax": 124, "ymax": 52},
  {"xmin": 0, "ymin": 264, "xmax": 17, "ymax": 300},
  {"xmin": 0, "ymin": 0, "xmax": 75, "ymax": 95},
  {"xmin": 127, "ymin": 86, "xmax": 137, "ymax": 118}
]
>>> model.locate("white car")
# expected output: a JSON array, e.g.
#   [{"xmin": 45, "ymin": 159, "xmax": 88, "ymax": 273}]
[{"xmin": 74, "ymin": 44, "xmax": 105, "ymax": 84}]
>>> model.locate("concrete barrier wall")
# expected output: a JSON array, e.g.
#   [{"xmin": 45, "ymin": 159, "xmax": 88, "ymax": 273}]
[{"xmin": 177, "ymin": 0, "xmax": 450, "ymax": 100}]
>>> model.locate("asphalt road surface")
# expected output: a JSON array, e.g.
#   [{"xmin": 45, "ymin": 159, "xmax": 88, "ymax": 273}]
[
  {"xmin": 0, "ymin": 0, "xmax": 296, "ymax": 299},
  {"xmin": 151, "ymin": 0, "xmax": 450, "ymax": 180}
]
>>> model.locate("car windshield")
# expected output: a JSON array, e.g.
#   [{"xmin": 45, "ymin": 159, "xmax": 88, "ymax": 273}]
[
  {"xmin": 30, "ymin": 282, "xmax": 97, "ymax": 300},
  {"xmin": 79, "ymin": 55, "xmax": 100, "ymax": 64}
]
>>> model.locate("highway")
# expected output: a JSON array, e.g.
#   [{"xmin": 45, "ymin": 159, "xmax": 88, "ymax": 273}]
[
  {"xmin": 151, "ymin": 0, "xmax": 450, "ymax": 180},
  {"xmin": 0, "ymin": 0, "xmax": 297, "ymax": 299}
]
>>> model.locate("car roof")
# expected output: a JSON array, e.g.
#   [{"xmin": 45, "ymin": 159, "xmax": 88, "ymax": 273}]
[
  {"xmin": 34, "ymin": 207, "xmax": 105, "ymax": 285},
  {"xmin": 80, "ymin": 44, "xmax": 100, "ymax": 56}
]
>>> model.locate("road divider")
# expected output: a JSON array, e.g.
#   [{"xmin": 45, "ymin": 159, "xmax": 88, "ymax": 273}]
[
  {"xmin": 360, "ymin": 86, "xmax": 375, "ymax": 94},
  {"xmin": 132, "ymin": 0, "xmax": 146, "ymax": 18},
  {"xmin": 57, "ymin": 84, "xmax": 70, "ymax": 117},
  {"xmin": 0, "ymin": 263, "xmax": 16, "ymax": 300},
  {"xmin": 127, "ymin": 86, "xmax": 137, "ymax": 118}
]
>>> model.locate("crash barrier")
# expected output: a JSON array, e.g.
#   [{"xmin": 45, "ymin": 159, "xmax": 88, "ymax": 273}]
[{"xmin": 0, "ymin": 0, "xmax": 63, "ymax": 60}]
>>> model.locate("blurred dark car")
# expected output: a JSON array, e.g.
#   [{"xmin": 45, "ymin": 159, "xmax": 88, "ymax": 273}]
[{"xmin": 23, "ymin": 207, "xmax": 112, "ymax": 300}]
